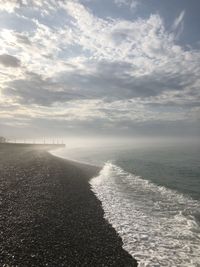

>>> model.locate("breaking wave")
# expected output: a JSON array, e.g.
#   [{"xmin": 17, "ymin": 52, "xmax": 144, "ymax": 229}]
[{"xmin": 90, "ymin": 162, "xmax": 200, "ymax": 267}]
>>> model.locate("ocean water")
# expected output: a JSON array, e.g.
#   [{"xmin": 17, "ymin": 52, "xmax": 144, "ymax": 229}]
[{"xmin": 52, "ymin": 142, "xmax": 200, "ymax": 267}]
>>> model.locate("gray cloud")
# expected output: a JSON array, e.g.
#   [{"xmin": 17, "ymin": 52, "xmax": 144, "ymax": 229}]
[
  {"xmin": 15, "ymin": 33, "xmax": 31, "ymax": 45},
  {"xmin": 56, "ymin": 60, "xmax": 195, "ymax": 100},
  {"xmin": 0, "ymin": 54, "xmax": 21, "ymax": 67},
  {"xmin": 4, "ymin": 72, "xmax": 89, "ymax": 106},
  {"xmin": 3, "ymin": 58, "xmax": 197, "ymax": 108}
]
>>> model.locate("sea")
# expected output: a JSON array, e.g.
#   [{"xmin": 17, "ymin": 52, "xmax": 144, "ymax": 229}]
[{"xmin": 51, "ymin": 139, "xmax": 200, "ymax": 267}]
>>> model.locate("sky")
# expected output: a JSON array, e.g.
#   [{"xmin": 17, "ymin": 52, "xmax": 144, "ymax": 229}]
[{"xmin": 0, "ymin": 0, "xmax": 200, "ymax": 140}]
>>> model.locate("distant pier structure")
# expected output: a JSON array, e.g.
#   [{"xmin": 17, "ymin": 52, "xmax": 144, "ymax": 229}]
[{"xmin": 4, "ymin": 137, "xmax": 65, "ymax": 146}]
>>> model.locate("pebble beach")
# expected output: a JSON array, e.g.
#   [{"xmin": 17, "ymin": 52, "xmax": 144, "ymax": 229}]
[{"xmin": 0, "ymin": 144, "xmax": 137, "ymax": 267}]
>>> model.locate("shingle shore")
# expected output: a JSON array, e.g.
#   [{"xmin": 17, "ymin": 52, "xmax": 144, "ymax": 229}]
[{"xmin": 0, "ymin": 144, "xmax": 137, "ymax": 267}]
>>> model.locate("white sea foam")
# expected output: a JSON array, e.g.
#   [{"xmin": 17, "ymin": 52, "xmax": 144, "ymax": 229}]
[{"xmin": 90, "ymin": 162, "xmax": 200, "ymax": 267}]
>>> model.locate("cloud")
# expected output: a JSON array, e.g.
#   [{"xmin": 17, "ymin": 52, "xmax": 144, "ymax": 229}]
[
  {"xmin": 0, "ymin": 0, "xmax": 20, "ymax": 13},
  {"xmin": 172, "ymin": 10, "xmax": 185, "ymax": 39},
  {"xmin": 0, "ymin": 0, "xmax": 200, "ymax": 137},
  {"xmin": 0, "ymin": 54, "xmax": 21, "ymax": 67},
  {"xmin": 4, "ymin": 72, "xmax": 81, "ymax": 106},
  {"xmin": 0, "ymin": 0, "xmax": 57, "ymax": 14},
  {"xmin": 15, "ymin": 33, "xmax": 31, "ymax": 45},
  {"xmin": 4, "ymin": 57, "xmax": 196, "ymax": 109},
  {"xmin": 173, "ymin": 10, "xmax": 185, "ymax": 30},
  {"xmin": 114, "ymin": 0, "xmax": 138, "ymax": 9}
]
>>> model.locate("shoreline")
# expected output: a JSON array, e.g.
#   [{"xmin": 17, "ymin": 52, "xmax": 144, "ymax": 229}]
[
  {"xmin": 0, "ymin": 144, "xmax": 138, "ymax": 266},
  {"xmin": 50, "ymin": 148, "xmax": 102, "ymax": 169}
]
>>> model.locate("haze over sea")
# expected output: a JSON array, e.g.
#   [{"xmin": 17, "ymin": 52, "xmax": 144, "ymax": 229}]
[{"xmin": 52, "ymin": 139, "xmax": 200, "ymax": 267}]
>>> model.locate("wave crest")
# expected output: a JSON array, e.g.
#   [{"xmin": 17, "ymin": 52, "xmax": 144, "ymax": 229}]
[{"xmin": 90, "ymin": 162, "xmax": 200, "ymax": 267}]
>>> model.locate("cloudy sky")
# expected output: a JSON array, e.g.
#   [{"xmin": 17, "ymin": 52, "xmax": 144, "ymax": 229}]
[{"xmin": 0, "ymin": 0, "xmax": 200, "ymax": 139}]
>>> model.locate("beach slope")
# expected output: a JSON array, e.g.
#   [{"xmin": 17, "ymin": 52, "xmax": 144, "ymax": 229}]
[{"xmin": 0, "ymin": 144, "xmax": 137, "ymax": 267}]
